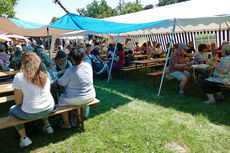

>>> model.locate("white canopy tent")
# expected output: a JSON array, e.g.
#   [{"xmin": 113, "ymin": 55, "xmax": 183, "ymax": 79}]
[
  {"xmin": 0, "ymin": 35, "xmax": 12, "ymax": 42},
  {"xmin": 5, "ymin": 34, "xmax": 30, "ymax": 42},
  {"xmin": 103, "ymin": 0, "xmax": 230, "ymax": 35},
  {"xmin": 103, "ymin": 0, "xmax": 230, "ymax": 96}
]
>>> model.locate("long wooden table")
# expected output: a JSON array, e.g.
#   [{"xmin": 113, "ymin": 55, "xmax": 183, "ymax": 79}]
[
  {"xmin": 134, "ymin": 55, "xmax": 149, "ymax": 60},
  {"xmin": 131, "ymin": 58, "xmax": 166, "ymax": 65},
  {"xmin": 0, "ymin": 70, "xmax": 19, "ymax": 77},
  {"xmin": 131, "ymin": 58, "xmax": 166, "ymax": 83},
  {"xmin": 0, "ymin": 83, "xmax": 13, "ymax": 94},
  {"xmin": 185, "ymin": 53, "xmax": 195, "ymax": 57}
]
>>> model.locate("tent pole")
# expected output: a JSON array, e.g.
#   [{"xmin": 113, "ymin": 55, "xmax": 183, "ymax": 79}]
[
  {"xmin": 83, "ymin": 34, "xmax": 87, "ymax": 52},
  {"xmin": 157, "ymin": 18, "xmax": 176, "ymax": 97},
  {"xmin": 107, "ymin": 34, "xmax": 119, "ymax": 83},
  {"xmin": 47, "ymin": 27, "xmax": 51, "ymax": 63}
]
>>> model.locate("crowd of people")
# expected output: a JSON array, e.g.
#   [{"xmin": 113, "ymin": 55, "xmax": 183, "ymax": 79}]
[
  {"xmin": 0, "ymin": 36, "xmax": 230, "ymax": 147},
  {"xmin": 168, "ymin": 41, "xmax": 230, "ymax": 105}
]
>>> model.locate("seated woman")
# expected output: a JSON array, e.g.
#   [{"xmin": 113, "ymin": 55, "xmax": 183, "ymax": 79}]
[
  {"xmin": 107, "ymin": 43, "xmax": 125, "ymax": 70},
  {"xmin": 56, "ymin": 48, "xmax": 96, "ymax": 128},
  {"xmin": 153, "ymin": 43, "xmax": 163, "ymax": 58},
  {"xmin": 9, "ymin": 52, "xmax": 55, "ymax": 148},
  {"xmin": 107, "ymin": 43, "xmax": 115, "ymax": 58},
  {"xmin": 147, "ymin": 41, "xmax": 153, "ymax": 55},
  {"xmin": 90, "ymin": 45, "xmax": 109, "ymax": 75},
  {"xmin": 140, "ymin": 43, "xmax": 147, "ymax": 55},
  {"xmin": 193, "ymin": 44, "xmax": 209, "ymax": 85},
  {"xmin": 202, "ymin": 44, "xmax": 230, "ymax": 104},
  {"xmin": 50, "ymin": 51, "xmax": 72, "ymax": 79},
  {"xmin": 34, "ymin": 46, "xmax": 50, "ymax": 69},
  {"xmin": 124, "ymin": 50, "xmax": 135, "ymax": 67},
  {"xmin": 9, "ymin": 50, "xmax": 23, "ymax": 70}
]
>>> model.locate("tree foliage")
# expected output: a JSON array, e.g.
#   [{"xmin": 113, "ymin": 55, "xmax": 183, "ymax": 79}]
[
  {"xmin": 50, "ymin": 17, "xmax": 60, "ymax": 24},
  {"xmin": 77, "ymin": 0, "xmax": 143, "ymax": 18},
  {"xmin": 158, "ymin": 0, "xmax": 188, "ymax": 6},
  {"xmin": 0, "ymin": 0, "xmax": 19, "ymax": 18},
  {"xmin": 77, "ymin": 0, "xmax": 118, "ymax": 19},
  {"xmin": 119, "ymin": 2, "xmax": 143, "ymax": 15}
]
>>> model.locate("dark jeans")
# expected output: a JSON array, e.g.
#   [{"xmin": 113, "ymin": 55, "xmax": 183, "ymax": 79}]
[
  {"xmin": 202, "ymin": 80, "xmax": 222, "ymax": 94},
  {"xmin": 196, "ymin": 69, "xmax": 208, "ymax": 80}
]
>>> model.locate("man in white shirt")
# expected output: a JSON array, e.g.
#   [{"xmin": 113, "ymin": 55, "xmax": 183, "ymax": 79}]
[{"xmin": 125, "ymin": 36, "xmax": 133, "ymax": 51}]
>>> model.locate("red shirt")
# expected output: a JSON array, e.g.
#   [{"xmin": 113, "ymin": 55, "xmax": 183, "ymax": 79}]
[
  {"xmin": 215, "ymin": 46, "xmax": 223, "ymax": 58},
  {"xmin": 169, "ymin": 51, "xmax": 186, "ymax": 73},
  {"xmin": 135, "ymin": 45, "xmax": 140, "ymax": 52},
  {"xmin": 117, "ymin": 51, "xmax": 125, "ymax": 68}
]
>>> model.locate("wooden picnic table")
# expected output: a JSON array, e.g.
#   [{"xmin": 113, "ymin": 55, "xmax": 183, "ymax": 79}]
[
  {"xmin": 131, "ymin": 58, "xmax": 166, "ymax": 83},
  {"xmin": 0, "ymin": 70, "xmax": 19, "ymax": 77},
  {"xmin": 0, "ymin": 83, "xmax": 13, "ymax": 94},
  {"xmin": 131, "ymin": 58, "xmax": 166, "ymax": 64},
  {"xmin": 134, "ymin": 55, "xmax": 149, "ymax": 60},
  {"xmin": 185, "ymin": 53, "xmax": 195, "ymax": 57},
  {"xmin": 134, "ymin": 52, "xmax": 141, "ymax": 55},
  {"xmin": 100, "ymin": 54, "xmax": 107, "ymax": 60}
]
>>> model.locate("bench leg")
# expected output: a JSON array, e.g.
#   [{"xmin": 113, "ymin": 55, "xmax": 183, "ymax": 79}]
[
  {"xmin": 73, "ymin": 109, "xmax": 84, "ymax": 132},
  {"xmin": 80, "ymin": 107, "xmax": 84, "ymax": 132}
]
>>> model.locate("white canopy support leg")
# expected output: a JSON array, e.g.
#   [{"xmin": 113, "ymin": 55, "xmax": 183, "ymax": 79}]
[
  {"xmin": 107, "ymin": 34, "xmax": 120, "ymax": 83},
  {"xmin": 157, "ymin": 19, "xmax": 176, "ymax": 97},
  {"xmin": 83, "ymin": 34, "xmax": 87, "ymax": 52},
  {"xmin": 47, "ymin": 27, "xmax": 51, "ymax": 62},
  {"xmin": 50, "ymin": 35, "xmax": 57, "ymax": 60}
]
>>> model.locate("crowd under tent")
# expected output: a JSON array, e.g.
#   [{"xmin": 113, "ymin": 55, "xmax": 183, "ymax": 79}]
[{"xmin": 0, "ymin": 0, "xmax": 230, "ymax": 96}]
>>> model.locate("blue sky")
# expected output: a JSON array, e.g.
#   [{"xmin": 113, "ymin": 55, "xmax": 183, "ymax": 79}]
[{"xmin": 14, "ymin": 0, "xmax": 159, "ymax": 24}]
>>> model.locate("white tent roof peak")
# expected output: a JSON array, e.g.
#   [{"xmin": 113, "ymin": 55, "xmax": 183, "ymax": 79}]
[{"xmin": 103, "ymin": 0, "xmax": 230, "ymax": 24}]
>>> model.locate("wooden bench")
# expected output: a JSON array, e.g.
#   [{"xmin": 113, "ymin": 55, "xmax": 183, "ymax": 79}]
[
  {"xmin": 0, "ymin": 98, "xmax": 100, "ymax": 132},
  {"xmin": 147, "ymin": 70, "xmax": 176, "ymax": 80},
  {"xmin": 218, "ymin": 85, "xmax": 230, "ymax": 96},
  {"xmin": 147, "ymin": 70, "xmax": 169, "ymax": 77},
  {"xmin": 146, "ymin": 70, "xmax": 177, "ymax": 85},
  {"xmin": 119, "ymin": 63, "xmax": 164, "ymax": 79}
]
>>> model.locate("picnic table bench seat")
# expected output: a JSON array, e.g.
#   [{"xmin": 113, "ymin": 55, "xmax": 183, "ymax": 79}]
[
  {"xmin": 147, "ymin": 70, "xmax": 169, "ymax": 76},
  {"xmin": 120, "ymin": 63, "xmax": 164, "ymax": 71},
  {"xmin": 0, "ymin": 98, "xmax": 100, "ymax": 132}
]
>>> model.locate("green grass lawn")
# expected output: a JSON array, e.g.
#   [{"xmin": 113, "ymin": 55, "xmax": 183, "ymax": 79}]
[{"xmin": 0, "ymin": 73, "xmax": 230, "ymax": 153}]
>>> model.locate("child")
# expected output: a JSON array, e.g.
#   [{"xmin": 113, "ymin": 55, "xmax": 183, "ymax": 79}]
[{"xmin": 124, "ymin": 50, "xmax": 135, "ymax": 66}]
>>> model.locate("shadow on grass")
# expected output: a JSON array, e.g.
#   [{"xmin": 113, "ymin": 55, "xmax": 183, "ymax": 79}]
[
  {"xmin": 0, "ymin": 85, "xmax": 132, "ymax": 153},
  {"xmin": 95, "ymin": 76, "xmax": 230, "ymax": 127}
]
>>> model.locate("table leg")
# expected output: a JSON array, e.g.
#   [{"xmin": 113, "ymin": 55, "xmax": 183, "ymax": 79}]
[{"xmin": 135, "ymin": 63, "xmax": 137, "ymax": 84}]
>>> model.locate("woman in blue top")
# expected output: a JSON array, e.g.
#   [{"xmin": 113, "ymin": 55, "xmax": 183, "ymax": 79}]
[
  {"xmin": 193, "ymin": 44, "xmax": 209, "ymax": 85},
  {"xmin": 51, "ymin": 50, "xmax": 72, "ymax": 79},
  {"xmin": 56, "ymin": 48, "xmax": 96, "ymax": 128}
]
